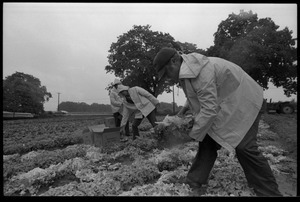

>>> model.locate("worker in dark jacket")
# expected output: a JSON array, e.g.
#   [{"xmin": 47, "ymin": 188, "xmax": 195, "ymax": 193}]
[{"xmin": 153, "ymin": 47, "xmax": 282, "ymax": 196}]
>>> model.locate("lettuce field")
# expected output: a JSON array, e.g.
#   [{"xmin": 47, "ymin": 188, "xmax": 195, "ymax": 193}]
[{"xmin": 3, "ymin": 114, "xmax": 297, "ymax": 196}]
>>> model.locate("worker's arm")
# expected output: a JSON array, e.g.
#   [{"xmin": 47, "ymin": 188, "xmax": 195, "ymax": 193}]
[
  {"xmin": 110, "ymin": 91, "xmax": 122, "ymax": 107},
  {"xmin": 177, "ymin": 100, "xmax": 189, "ymax": 117},
  {"xmin": 136, "ymin": 87, "xmax": 159, "ymax": 106},
  {"xmin": 188, "ymin": 65, "xmax": 219, "ymax": 141}
]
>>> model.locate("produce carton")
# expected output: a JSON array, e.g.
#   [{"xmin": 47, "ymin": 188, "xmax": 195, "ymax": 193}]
[
  {"xmin": 104, "ymin": 117, "xmax": 116, "ymax": 128},
  {"xmin": 82, "ymin": 124, "xmax": 120, "ymax": 147}
]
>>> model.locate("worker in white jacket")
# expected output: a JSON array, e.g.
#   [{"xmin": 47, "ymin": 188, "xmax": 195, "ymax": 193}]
[
  {"xmin": 109, "ymin": 79, "xmax": 129, "ymax": 136},
  {"xmin": 153, "ymin": 47, "xmax": 282, "ymax": 196},
  {"xmin": 117, "ymin": 85, "xmax": 159, "ymax": 140}
]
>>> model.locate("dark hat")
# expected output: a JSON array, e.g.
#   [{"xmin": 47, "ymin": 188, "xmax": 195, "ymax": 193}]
[{"xmin": 153, "ymin": 47, "xmax": 177, "ymax": 80}]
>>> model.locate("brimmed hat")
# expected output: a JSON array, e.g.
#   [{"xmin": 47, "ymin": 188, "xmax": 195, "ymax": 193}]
[
  {"xmin": 113, "ymin": 78, "xmax": 121, "ymax": 85},
  {"xmin": 117, "ymin": 84, "xmax": 129, "ymax": 94},
  {"xmin": 153, "ymin": 47, "xmax": 177, "ymax": 80}
]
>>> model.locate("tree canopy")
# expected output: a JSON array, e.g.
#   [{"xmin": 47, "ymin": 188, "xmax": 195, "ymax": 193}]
[
  {"xmin": 105, "ymin": 11, "xmax": 296, "ymax": 98},
  {"xmin": 209, "ymin": 10, "xmax": 297, "ymax": 96},
  {"xmin": 3, "ymin": 72, "xmax": 52, "ymax": 114},
  {"xmin": 105, "ymin": 25, "xmax": 182, "ymax": 97}
]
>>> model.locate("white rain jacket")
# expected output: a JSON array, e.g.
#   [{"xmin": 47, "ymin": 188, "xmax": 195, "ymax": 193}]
[
  {"xmin": 120, "ymin": 86, "xmax": 159, "ymax": 127},
  {"xmin": 179, "ymin": 53, "xmax": 263, "ymax": 151},
  {"xmin": 109, "ymin": 87, "xmax": 123, "ymax": 114}
]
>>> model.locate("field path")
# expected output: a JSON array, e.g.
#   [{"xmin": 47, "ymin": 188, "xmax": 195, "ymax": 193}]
[{"xmin": 260, "ymin": 113, "xmax": 297, "ymax": 196}]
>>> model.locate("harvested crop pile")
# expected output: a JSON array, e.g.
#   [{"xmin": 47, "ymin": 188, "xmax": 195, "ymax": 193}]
[{"xmin": 154, "ymin": 115, "xmax": 194, "ymax": 147}]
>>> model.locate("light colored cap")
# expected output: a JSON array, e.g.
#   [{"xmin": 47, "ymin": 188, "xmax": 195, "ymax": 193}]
[
  {"xmin": 117, "ymin": 84, "xmax": 129, "ymax": 94},
  {"xmin": 113, "ymin": 78, "xmax": 121, "ymax": 85}
]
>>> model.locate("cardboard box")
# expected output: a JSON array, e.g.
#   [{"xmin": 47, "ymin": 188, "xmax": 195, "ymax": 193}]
[
  {"xmin": 94, "ymin": 127, "xmax": 121, "ymax": 147},
  {"xmin": 104, "ymin": 117, "xmax": 116, "ymax": 128},
  {"xmin": 82, "ymin": 124, "xmax": 120, "ymax": 147},
  {"xmin": 81, "ymin": 128, "xmax": 93, "ymax": 145}
]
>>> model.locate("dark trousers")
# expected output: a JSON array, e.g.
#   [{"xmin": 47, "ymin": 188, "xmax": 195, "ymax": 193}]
[
  {"xmin": 132, "ymin": 110, "xmax": 157, "ymax": 139},
  {"xmin": 113, "ymin": 112, "xmax": 130, "ymax": 136},
  {"xmin": 186, "ymin": 110, "xmax": 282, "ymax": 196}
]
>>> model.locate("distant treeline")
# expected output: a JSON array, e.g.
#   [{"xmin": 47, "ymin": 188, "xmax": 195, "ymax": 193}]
[
  {"xmin": 59, "ymin": 101, "xmax": 112, "ymax": 113},
  {"xmin": 58, "ymin": 101, "xmax": 183, "ymax": 115},
  {"xmin": 156, "ymin": 102, "xmax": 183, "ymax": 115}
]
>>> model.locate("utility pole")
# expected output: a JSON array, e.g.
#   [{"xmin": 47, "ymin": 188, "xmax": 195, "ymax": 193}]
[
  {"xmin": 57, "ymin": 92, "xmax": 61, "ymax": 111},
  {"xmin": 172, "ymin": 85, "xmax": 175, "ymax": 115}
]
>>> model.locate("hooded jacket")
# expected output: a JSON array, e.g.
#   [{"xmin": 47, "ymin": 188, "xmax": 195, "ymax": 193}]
[
  {"xmin": 118, "ymin": 86, "xmax": 159, "ymax": 127},
  {"xmin": 179, "ymin": 53, "xmax": 263, "ymax": 151},
  {"xmin": 109, "ymin": 87, "xmax": 123, "ymax": 114}
]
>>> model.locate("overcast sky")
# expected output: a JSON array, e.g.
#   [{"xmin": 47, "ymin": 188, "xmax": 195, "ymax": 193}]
[{"xmin": 3, "ymin": 3, "xmax": 297, "ymax": 111}]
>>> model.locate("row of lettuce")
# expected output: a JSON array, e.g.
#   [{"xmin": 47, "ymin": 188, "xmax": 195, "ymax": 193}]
[
  {"xmin": 3, "ymin": 136, "xmax": 196, "ymax": 196},
  {"xmin": 5, "ymin": 134, "xmax": 279, "ymax": 196},
  {"xmin": 3, "ymin": 116, "xmax": 105, "ymax": 155},
  {"xmin": 3, "ymin": 115, "xmax": 292, "ymax": 196}
]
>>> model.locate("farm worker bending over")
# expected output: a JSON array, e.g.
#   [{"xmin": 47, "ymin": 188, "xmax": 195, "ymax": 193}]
[
  {"xmin": 117, "ymin": 84, "xmax": 159, "ymax": 140},
  {"xmin": 153, "ymin": 47, "xmax": 282, "ymax": 196},
  {"xmin": 109, "ymin": 78, "xmax": 130, "ymax": 136}
]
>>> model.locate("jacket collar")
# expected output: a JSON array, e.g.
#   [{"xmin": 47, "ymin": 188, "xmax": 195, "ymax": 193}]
[
  {"xmin": 179, "ymin": 53, "xmax": 209, "ymax": 79},
  {"xmin": 111, "ymin": 87, "xmax": 118, "ymax": 93}
]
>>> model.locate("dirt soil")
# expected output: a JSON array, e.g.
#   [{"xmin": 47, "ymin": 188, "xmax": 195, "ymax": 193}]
[{"xmin": 261, "ymin": 112, "xmax": 297, "ymax": 196}]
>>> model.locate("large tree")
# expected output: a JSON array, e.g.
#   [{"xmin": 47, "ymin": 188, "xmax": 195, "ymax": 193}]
[
  {"xmin": 3, "ymin": 72, "xmax": 52, "ymax": 114},
  {"xmin": 210, "ymin": 10, "xmax": 297, "ymax": 96},
  {"xmin": 105, "ymin": 25, "xmax": 182, "ymax": 97},
  {"xmin": 176, "ymin": 41, "xmax": 206, "ymax": 55}
]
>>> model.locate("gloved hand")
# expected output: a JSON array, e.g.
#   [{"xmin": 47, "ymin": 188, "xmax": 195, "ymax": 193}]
[
  {"xmin": 183, "ymin": 118, "xmax": 195, "ymax": 141},
  {"xmin": 176, "ymin": 105, "xmax": 189, "ymax": 118},
  {"xmin": 187, "ymin": 118, "xmax": 194, "ymax": 130},
  {"xmin": 120, "ymin": 126, "xmax": 126, "ymax": 137},
  {"xmin": 176, "ymin": 112, "xmax": 185, "ymax": 118}
]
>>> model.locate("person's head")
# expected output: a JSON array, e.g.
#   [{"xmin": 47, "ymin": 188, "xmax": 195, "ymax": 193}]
[
  {"xmin": 113, "ymin": 78, "xmax": 121, "ymax": 89},
  {"xmin": 153, "ymin": 47, "xmax": 182, "ymax": 83},
  {"xmin": 119, "ymin": 90, "xmax": 129, "ymax": 97},
  {"xmin": 117, "ymin": 85, "xmax": 130, "ymax": 98}
]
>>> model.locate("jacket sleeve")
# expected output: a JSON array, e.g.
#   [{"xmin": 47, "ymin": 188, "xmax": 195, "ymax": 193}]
[
  {"xmin": 110, "ymin": 91, "xmax": 122, "ymax": 107},
  {"xmin": 136, "ymin": 87, "xmax": 159, "ymax": 106},
  {"xmin": 189, "ymin": 65, "xmax": 219, "ymax": 141}
]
